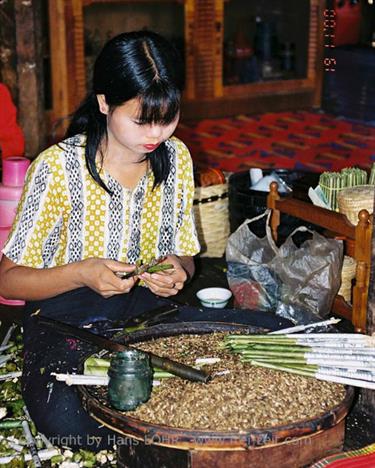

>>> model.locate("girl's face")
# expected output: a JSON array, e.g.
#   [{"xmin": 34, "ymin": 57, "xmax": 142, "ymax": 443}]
[{"xmin": 97, "ymin": 95, "xmax": 179, "ymax": 158}]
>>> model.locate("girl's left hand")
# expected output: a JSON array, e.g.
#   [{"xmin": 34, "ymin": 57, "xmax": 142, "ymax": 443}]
[{"xmin": 139, "ymin": 255, "xmax": 189, "ymax": 297}]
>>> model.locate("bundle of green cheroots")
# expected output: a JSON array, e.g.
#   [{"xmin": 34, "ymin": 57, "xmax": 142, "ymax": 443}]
[
  {"xmin": 319, "ymin": 167, "xmax": 368, "ymax": 211},
  {"xmin": 224, "ymin": 333, "xmax": 375, "ymax": 390},
  {"xmin": 369, "ymin": 163, "xmax": 375, "ymax": 185}
]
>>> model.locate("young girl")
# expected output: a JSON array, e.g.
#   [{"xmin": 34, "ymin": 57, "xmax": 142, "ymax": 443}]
[{"xmin": 0, "ymin": 31, "xmax": 200, "ymax": 449}]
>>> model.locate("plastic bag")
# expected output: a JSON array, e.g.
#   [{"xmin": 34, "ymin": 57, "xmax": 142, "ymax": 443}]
[{"xmin": 226, "ymin": 210, "xmax": 343, "ymax": 325}]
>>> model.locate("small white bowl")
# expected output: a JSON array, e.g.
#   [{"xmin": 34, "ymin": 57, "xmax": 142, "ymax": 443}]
[{"xmin": 196, "ymin": 287, "xmax": 232, "ymax": 308}]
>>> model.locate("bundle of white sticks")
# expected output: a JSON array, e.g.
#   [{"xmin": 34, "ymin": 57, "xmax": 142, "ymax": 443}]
[{"xmin": 224, "ymin": 330, "xmax": 375, "ymax": 389}]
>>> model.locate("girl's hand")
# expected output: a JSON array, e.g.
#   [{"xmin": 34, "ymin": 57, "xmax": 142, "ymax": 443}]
[
  {"xmin": 139, "ymin": 255, "xmax": 191, "ymax": 297},
  {"xmin": 77, "ymin": 258, "xmax": 137, "ymax": 298}
]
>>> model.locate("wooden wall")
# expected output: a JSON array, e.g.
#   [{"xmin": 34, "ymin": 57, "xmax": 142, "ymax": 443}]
[
  {"xmin": 0, "ymin": 0, "xmax": 324, "ymax": 156},
  {"xmin": 0, "ymin": 0, "xmax": 45, "ymax": 159}
]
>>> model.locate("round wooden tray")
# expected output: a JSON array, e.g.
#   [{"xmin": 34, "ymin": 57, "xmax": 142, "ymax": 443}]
[{"xmin": 78, "ymin": 322, "xmax": 354, "ymax": 467}]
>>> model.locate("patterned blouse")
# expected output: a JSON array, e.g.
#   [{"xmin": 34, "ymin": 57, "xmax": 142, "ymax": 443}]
[{"xmin": 3, "ymin": 135, "xmax": 200, "ymax": 268}]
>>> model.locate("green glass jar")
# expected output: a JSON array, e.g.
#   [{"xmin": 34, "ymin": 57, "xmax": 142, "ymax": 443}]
[{"xmin": 108, "ymin": 349, "xmax": 152, "ymax": 411}]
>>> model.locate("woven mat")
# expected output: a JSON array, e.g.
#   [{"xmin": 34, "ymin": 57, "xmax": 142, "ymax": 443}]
[
  {"xmin": 176, "ymin": 109, "xmax": 375, "ymax": 173},
  {"xmin": 311, "ymin": 443, "xmax": 375, "ymax": 467}
]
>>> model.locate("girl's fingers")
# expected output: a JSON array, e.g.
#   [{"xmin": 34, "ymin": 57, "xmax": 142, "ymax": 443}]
[
  {"xmin": 141, "ymin": 276, "xmax": 180, "ymax": 297},
  {"xmin": 141, "ymin": 272, "xmax": 175, "ymax": 286}
]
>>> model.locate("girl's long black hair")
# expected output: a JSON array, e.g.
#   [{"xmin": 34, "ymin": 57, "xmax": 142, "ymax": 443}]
[{"xmin": 65, "ymin": 31, "xmax": 184, "ymax": 193}]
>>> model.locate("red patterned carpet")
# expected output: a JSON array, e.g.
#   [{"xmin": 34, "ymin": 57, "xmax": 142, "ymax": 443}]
[{"xmin": 176, "ymin": 110, "xmax": 375, "ymax": 173}]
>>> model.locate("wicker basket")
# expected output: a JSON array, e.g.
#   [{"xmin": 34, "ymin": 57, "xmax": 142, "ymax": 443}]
[
  {"xmin": 338, "ymin": 255, "xmax": 357, "ymax": 303},
  {"xmin": 193, "ymin": 183, "xmax": 230, "ymax": 257},
  {"xmin": 337, "ymin": 185, "xmax": 374, "ymax": 225}
]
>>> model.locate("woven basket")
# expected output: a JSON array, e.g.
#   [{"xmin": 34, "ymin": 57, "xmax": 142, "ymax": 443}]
[
  {"xmin": 193, "ymin": 183, "xmax": 230, "ymax": 257},
  {"xmin": 337, "ymin": 185, "xmax": 374, "ymax": 225},
  {"xmin": 338, "ymin": 255, "xmax": 357, "ymax": 303}
]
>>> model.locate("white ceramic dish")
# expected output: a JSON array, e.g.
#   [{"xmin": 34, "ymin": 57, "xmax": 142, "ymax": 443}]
[{"xmin": 196, "ymin": 287, "xmax": 232, "ymax": 308}]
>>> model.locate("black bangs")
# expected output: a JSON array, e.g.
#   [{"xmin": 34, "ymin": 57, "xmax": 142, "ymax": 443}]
[{"xmin": 138, "ymin": 82, "xmax": 180, "ymax": 125}]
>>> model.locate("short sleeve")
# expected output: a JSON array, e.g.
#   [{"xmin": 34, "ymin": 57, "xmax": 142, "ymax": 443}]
[
  {"xmin": 173, "ymin": 139, "xmax": 201, "ymax": 256},
  {"xmin": 2, "ymin": 149, "xmax": 66, "ymax": 267}
]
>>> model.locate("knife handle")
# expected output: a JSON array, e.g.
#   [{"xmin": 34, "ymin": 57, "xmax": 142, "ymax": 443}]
[{"xmin": 149, "ymin": 353, "xmax": 210, "ymax": 383}]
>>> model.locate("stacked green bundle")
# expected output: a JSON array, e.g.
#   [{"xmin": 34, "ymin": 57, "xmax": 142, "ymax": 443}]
[
  {"xmin": 224, "ymin": 333, "xmax": 375, "ymax": 389},
  {"xmin": 369, "ymin": 163, "xmax": 375, "ymax": 185},
  {"xmin": 84, "ymin": 356, "xmax": 174, "ymax": 380},
  {"xmin": 341, "ymin": 167, "xmax": 368, "ymax": 187},
  {"xmin": 319, "ymin": 167, "xmax": 368, "ymax": 211}
]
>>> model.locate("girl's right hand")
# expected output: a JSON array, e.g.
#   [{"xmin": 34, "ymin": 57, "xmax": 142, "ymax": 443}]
[{"xmin": 77, "ymin": 258, "xmax": 138, "ymax": 298}]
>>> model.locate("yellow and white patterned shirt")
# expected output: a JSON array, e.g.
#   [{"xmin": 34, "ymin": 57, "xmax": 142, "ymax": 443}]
[{"xmin": 3, "ymin": 135, "xmax": 200, "ymax": 268}]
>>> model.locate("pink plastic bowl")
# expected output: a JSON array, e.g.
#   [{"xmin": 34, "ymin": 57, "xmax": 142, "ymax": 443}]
[
  {"xmin": 0, "ymin": 226, "xmax": 25, "ymax": 306},
  {"xmin": 0, "ymin": 295, "xmax": 25, "ymax": 306}
]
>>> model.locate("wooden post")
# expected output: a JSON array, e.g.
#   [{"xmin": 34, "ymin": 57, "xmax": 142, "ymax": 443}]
[
  {"xmin": 15, "ymin": 0, "xmax": 45, "ymax": 158},
  {"xmin": 267, "ymin": 182, "xmax": 281, "ymax": 242},
  {"xmin": 352, "ymin": 210, "xmax": 372, "ymax": 333},
  {"xmin": 184, "ymin": 0, "xmax": 195, "ymax": 100},
  {"xmin": 0, "ymin": 2, "xmax": 18, "ymax": 101},
  {"xmin": 367, "ymin": 218, "xmax": 375, "ymax": 334},
  {"xmin": 190, "ymin": 0, "xmax": 222, "ymax": 100},
  {"xmin": 310, "ymin": 0, "xmax": 325, "ymax": 107},
  {"xmin": 47, "ymin": 0, "xmax": 86, "ymax": 138},
  {"xmin": 359, "ymin": 209, "xmax": 375, "ymax": 414},
  {"xmin": 0, "ymin": 1, "xmax": 45, "ymax": 158},
  {"xmin": 48, "ymin": 0, "xmax": 70, "ymax": 135}
]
